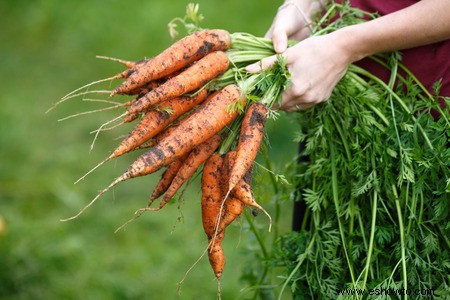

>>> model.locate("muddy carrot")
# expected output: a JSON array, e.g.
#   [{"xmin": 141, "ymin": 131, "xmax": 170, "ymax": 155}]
[
  {"xmin": 147, "ymin": 153, "xmax": 190, "ymax": 206},
  {"xmin": 227, "ymin": 102, "xmax": 268, "ymax": 195},
  {"xmin": 233, "ymin": 167, "xmax": 272, "ymax": 231},
  {"xmin": 125, "ymin": 51, "xmax": 230, "ymax": 116},
  {"xmin": 112, "ymin": 29, "xmax": 231, "ymax": 95},
  {"xmin": 114, "ymin": 89, "xmax": 208, "ymax": 158},
  {"xmin": 154, "ymin": 135, "xmax": 222, "ymax": 210}
]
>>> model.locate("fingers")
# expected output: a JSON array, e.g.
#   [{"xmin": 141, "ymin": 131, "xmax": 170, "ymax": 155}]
[
  {"xmin": 279, "ymin": 81, "xmax": 330, "ymax": 112},
  {"xmin": 245, "ymin": 55, "xmax": 279, "ymax": 73}
]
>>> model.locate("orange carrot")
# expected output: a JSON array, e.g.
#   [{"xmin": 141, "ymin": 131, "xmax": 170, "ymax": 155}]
[
  {"xmin": 122, "ymin": 68, "xmax": 186, "ymax": 97},
  {"xmin": 201, "ymin": 154, "xmax": 226, "ymax": 281},
  {"xmin": 122, "ymin": 80, "xmax": 161, "ymax": 97},
  {"xmin": 217, "ymin": 195, "xmax": 245, "ymax": 234},
  {"xmin": 220, "ymin": 150, "xmax": 236, "ymax": 197},
  {"xmin": 113, "ymin": 89, "xmax": 208, "ymax": 158},
  {"xmin": 153, "ymin": 134, "xmax": 222, "ymax": 210},
  {"xmin": 201, "ymin": 154, "xmax": 224, "ymax": 239},
  {"xmin": 217, "ymin": 151, "xmax": 271, "ymax": 231},
  {"xmin": 64, "ymin": 85, "xmax": 244, "ymax": 220},
  {"xmin": 125, "ymin": 51, "xmax": 230, "ymax": 116},
  {"xmin": 133, "ymin": 121, "xmax": 182, "ymax": 151},
  {"xmin": 215, "ymin": 151, "xmax": 245, "ymax": 233},
  {"xmin": 233, "ymin": 167, "xmax": 272, "ymax": 231},
  {"xmin": 226, "ymin": 102, "xmax": 268, "ymax": 195},
  {"xmin": 112, "ymin": 29, "xmax": 231, "ymax": 95},
  {"xmin": 147, "ymin": 152, "xmax": 190, "ymax": 206},
  {"xmin": 208, "ymin": 232, "xmax": 225, "ymax": 282}
]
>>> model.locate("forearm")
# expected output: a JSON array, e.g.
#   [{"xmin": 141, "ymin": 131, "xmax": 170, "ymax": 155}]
[{"xmin": 336, "ymin": 0, "xmax": 450, "ymax": 63}]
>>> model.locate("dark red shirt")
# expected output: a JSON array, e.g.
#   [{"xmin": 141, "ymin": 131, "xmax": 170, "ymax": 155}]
[{"xmin": 348, "ymin": 0, "xmax": 450, "ymax": 97}]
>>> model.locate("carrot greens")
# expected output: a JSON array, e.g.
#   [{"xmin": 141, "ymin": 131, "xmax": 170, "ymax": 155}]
[{"xmin": 235, "ymin": 2, "xmax": 450, "ymax": 299}]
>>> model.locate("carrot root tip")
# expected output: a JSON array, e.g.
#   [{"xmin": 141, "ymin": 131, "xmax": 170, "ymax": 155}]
[
  {"xmin": 74, "ymin": 156, "xmax": 112, "ymax": 184},
  {"xmin": 61, "ymin": 172, "xmax": 130, "ymax": 222}
]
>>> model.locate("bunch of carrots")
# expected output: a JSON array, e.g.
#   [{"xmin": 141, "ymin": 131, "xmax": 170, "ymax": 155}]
[{"xmin": 50, "ymin": 4, "xmax": 289, "ymax": 296}]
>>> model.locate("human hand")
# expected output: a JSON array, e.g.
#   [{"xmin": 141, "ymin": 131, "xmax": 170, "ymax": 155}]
[
  {"xmin": 246, "ymin": 32, "xmax": 351, "ymax": 111},
  {"xmin": 266, "ymin": 0, "xmax": 323, "ymax": 53}
]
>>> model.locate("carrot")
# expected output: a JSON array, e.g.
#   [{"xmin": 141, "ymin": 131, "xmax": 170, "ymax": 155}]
[
  {"xmin": 201, "ymin": 154, "xmax": 226, "ymax": 282},
  {"xmin": 153, "ymin": 134, "xmax": 222, "ymax": 210},
  {"xmin": 122, "ymin": 80, "xmax": 161, "ymax": 97},
  {"xmin": 64, "ymin": 85, "xmax": 244, "ymax": 220},
  {"xmin": 215, "ymin": 151, "xmax": 245, "ymax": 234},
  {"xmin": 216, "ymin": 151, "xmax": 271, "ymax": 231},
  {"xmin": 115, "ymin": 89, "xmax": 208, "ymax": 157},
  {"xmin": 201, "ymin": 154, "xmax": 224, "ymax": 236},
  {"xmin": 208, "ymin": 231, "xmax": 226, "ymax": 283},
  {"xmin": 219, "ymin": 150, "xmax": 235, "ymax": 197},
  {"xmin": 133, "ymin": 121, "xmax": 182, "ymax": 152},
  {"xmin": 140, "ymin": 122, "xmax": 181, "ymax": 149},
  {"xmin": 111, "ymin": 29, "xmax": 231, "ymax": 95},
  {"xmin": 147, "ymin": 153, "xmax": 190, "ymax": 206},
  {"xmin": 123, "ymin": 68, "xmax": 186, "ymax": 97},
  {"xmin": 226, "ymin": 101, "xmax": 268, "ymax": 196},
  {"xmin": 233, "ymin": 167, "xmax": 272, "ymax": 231},
  {"xmin": 125, "ymin": 51, "xmax": 230, "ymax": 117},
  {"xmin": 217, "ymin": 195, "xmax": 245, "ymax": 234}
]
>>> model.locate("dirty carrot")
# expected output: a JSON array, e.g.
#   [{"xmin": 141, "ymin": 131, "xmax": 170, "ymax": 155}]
[
  {"xmin": 114, "ymin": 89, "xmax": 208, "ymax": 157},
  {"xmin": 233, "ymin": 167, "xmax": 272, "ymax": 231},
  {"xmin": 226, "ymin": 101, "xmax": 268, "ymax": 195},
  {"xmin": 122, "ymin": 80, "xmax": 161, "ymax": 97},
  {"xmin": 208, "ymin": 231, "xmax": 225, "ymax": 290},
  {"xmin": 122, "ymin": 67, "xmax": 187, "ymax": 98},
  {"xmin": 148, "ymin": 153, "xmax": 190, "ymax": 206},
  {"xmin": 215, "ymin": 151, "xmax": 245, "ymax": 234},
  {"xmin": 201, "ymin": 154, "xmax": 226, "ymax": 285},
  {"xmin": 126, "ymin": 50, "xmax": 230, "ymax": 117},
  {"xmin": 153, "ymin": 134, "xmax": 222, "ymax": 210},
  {"xmin": 111, "ymin": 29, "xmax": 231, "ymax": 95},
  {"xmin": 217, "ymin": 195, "xmax": 245, "ymax": 234},
  {"xmin": 201, "ymin": 154, "xmax": 224, "ymax": 238}
]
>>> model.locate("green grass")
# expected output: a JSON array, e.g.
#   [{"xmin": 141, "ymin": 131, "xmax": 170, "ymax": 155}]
[{"xmin": 0, "ymin": 1, "xmax": 298, "ymax": 299}]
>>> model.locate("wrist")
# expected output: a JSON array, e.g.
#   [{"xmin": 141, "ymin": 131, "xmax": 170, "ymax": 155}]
[{"xmin": 329, "ymin": 24, "xmax": 375, "ymax": 65}]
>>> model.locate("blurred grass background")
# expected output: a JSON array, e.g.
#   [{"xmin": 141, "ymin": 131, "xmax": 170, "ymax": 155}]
[{"xmin": 0, "ymin": 0, "xmax": 300, "ymax": 299}]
